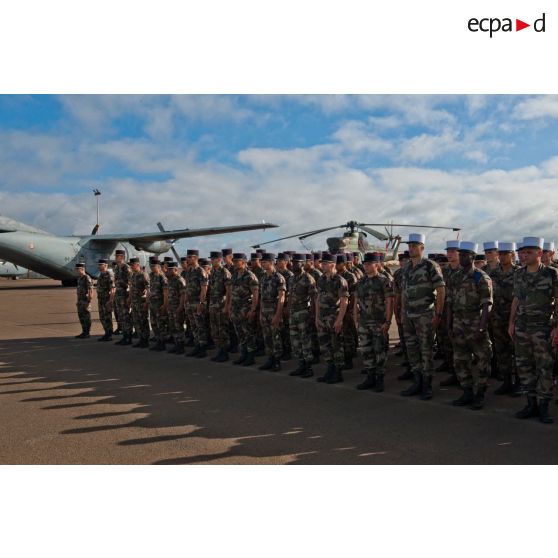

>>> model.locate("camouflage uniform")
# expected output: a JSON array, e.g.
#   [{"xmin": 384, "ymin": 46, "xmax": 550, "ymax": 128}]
[
  {"xmin": 149, "ymin": 270, "xmax": 168, "ymax": 344},
  {"xmin": 307, "ymin": 267, "xmax": 322, "ymax": 357},
  {"xmin": 168, "ymin": 274, "xmax": 186, "ymax": 346},
  {"xmin": 402, "ymin": 257, "xmax": 445, "ymax": 380},
  {"xmin": 489, "ymin": 263, "xmax": 519, "ymax": 378},
  {"xmin": 184, "ymin": 265, "xmax": 209, "ymax": 347},
  {"xmin": 393, "ymin": 266, "xmax": 408, "ymax": 360},
  {"xmin": 260, "ymin": 271, "xmax": 286, "ymax": 358},
  {"xmin": 96, "ymin": 269, "xmax": 114, "ymax": 335},
  {"xmin": 114, "ymin": 263, "xmax": 132, "ymax": 336},
  {"xmin": 513, "ymin": 264, "xmax": 558, "ymax": 400},
  {"xmin": 76, "ymin": 274, "xmax": 93, "ymax": 332},
  {"xmin": 288, "ymin": 271, "xmax": 318, "ymax": 362},
  {"xmin": 180, "ymin": 268, "xmax": 192, "ymax": 342},
  {"xmin": 230, "ymin": 269, "xmax": 259, "ymax": 353},
  {"xmin": 340, "ymin": 268, "xmax": 358, "ymax": 360},
  {"xmin": 448, "ymin": 267, "xmax": 493, "ymax": 389},
  {"xmin": 437, "ymin": 265, "xmax": 459, "ymax": 369},
  {"xmin": 316, "ymin": 272, "xmax": 348, "ymax": 367},
  {"xmin": 356, "ymin": 273, "xmax": 394, "ymax": 376},
  {"xmin": 252, "ymin": 265, "xmax": 266, "ymax": 352},
  {"xmin": 208, "ymin": 266, "xmax": 232, "ymax": 350},
  {"xmin": 130, "ymin": 269, "xmax": 150, "ymax": 342},
  {"xmin": 278, "ymin": 268, "xmax": 294, "ymax": 356}
]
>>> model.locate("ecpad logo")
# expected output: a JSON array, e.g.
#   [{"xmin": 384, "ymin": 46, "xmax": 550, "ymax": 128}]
[{"xmin": 468, "ymin": 13, "xmax": 546, "ymax": 37}]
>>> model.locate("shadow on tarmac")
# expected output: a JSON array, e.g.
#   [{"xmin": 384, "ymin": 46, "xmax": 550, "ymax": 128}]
[{"xmin": 1, "ymin": 335, "xmax": 558, "ymax": 465}]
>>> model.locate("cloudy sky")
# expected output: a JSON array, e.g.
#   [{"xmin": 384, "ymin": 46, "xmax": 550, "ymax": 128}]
[{"xmin": 1, "ymin": 94, "xmax": 558, "ymax": 254}]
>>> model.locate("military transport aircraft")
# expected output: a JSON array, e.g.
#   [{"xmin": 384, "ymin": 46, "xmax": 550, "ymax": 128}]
[
  {"xmin": 0, "ymin": 260, "xmax": 28, "ymax": 279},
  {"xmin": 0, "ymin": 214, "xmax": 277, "ymax": 286}
]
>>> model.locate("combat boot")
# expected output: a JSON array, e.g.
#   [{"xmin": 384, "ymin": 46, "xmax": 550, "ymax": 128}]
[
  {"xmin": 356, "ymin": 371, "xmax": 377, "ymax": 390},
  {"xmin": 420, "ymin": 376, "xmax": 433, "ymax": 400},
  {"xmin": 133, "ymin": 340, "xmax": 144, "ymax": 348},
  {"xmin": 397, "ymin": 368, "xmax": 414, "ymax": 381},
  {"xmin": 113, "ymin": 328, "xmax": 122, "ymax": 336},
  {"xmin": 215, "ymin": 350, "xmax": 229, "ymax": 363},
  {"xmin": 186, "ymin": 344, "xmax": 201, "ymax": 357},
  {"xmin": 301, "ymin": 364, "xmax": 314, "ymax": 378},
  {"xmin": 184, "ymin": 335, "xmax": 195, "ymax": 347},
  {"xmin": 494, "ymin": 373, "xmax": 513, "ymax": 395},
  {"xmin": 538, "ymin": 399, "xmax": 554, "ymax": 424},
  {"xmin": 271, "ymin": 357, "xmax": 281, "ymax": 372},
  {"xmin": 511, "ymin": 376, "xmax": 523, "ymax": 397},
  {"xmin": 103, "ymin": 334, "xmax": 112, "ymax": 342},
  {"xmin": 281, "ymin": 350, "xmax": 292, "ymax": 361},
  {"xmin": 211, "ymin": 349, "xmax": 224, "ymax": 362},
  {"xmin": 325, "ymin": 364, "xmax": 344, "ymax": 384},
  {"xmin": 242, "ymin": 351, "xmax": 256, "ymax": 366},
  {"xmin": 311, "ymin": 351, "xmax": 320, "ymax": 365},
  {"xmin": 374, "ymin": 375, "xmax": 385, "ymax": 393},
  {"xmin": 400, "ymin": 372, "xmax": 422, "ymax": 397},
  {"xmin": 452, "ymin": 387, "xmax": 475, "ymax": 406},
  {"xmin": 255, "ymin": 343, "xmax": 266, "ymax": 357},
  {"xmin": 75, "ymin": 331, "xmax": 87, "ymax": 339},
  {"xmin": 259, "ymin": 357, "xmax": 274, "ymax": 371},
  {"xmin": 167, "ymin": 342, "xmax": 178, "ymax": 354},
  {"xmin": 233, "ymin": 347, "xmax": 247, "ymax": 365},
  {"xmin": 195, "ymin": 345, "xmax": 207, "ymax": 358},
  {"xmin": 97, "ymin": 333, "xmax": 108, "ymax": 342},
  {"xmin": 343, "ymin": 356, "xmax": 354, "ymax": 370},
  {"xmin": 515, "ymin": 395, "xmax": 539, "ymax": 419},
  {"xmin": 317, "ymin": 362, "xmax": 335, "ymax": 383},
  {"xmin": 228, "ymin": 344, "xmax": 239, "ymax": 354},
  {"xmin": 469, "ymin": 386, "xmax": 486, "ymax": 410},
  {"xmin": 174, "ymin": 343, "xmax": 185, "ymax": 355},
  {"xmin": 435, "ymin": 360, "xmax": 449, "ymax": 373},
  {"xmin": 440, "ymin": 373, "xmax": 459, "ymax": 387},
  {"xmin": 289, "ymin": 360, "xmax": 306, "ymax": 376},
  {"xmin": 122, "ymin": 335, "xmax": 133, "ymax": 346}
]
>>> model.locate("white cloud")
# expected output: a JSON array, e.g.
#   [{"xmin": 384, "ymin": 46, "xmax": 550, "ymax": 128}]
[{"xmin": 513, "ymin": 95, "xmax": 558, "ymax": 120}]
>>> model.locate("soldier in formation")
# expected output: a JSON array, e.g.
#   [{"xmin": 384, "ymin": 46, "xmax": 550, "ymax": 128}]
[{"xmin": 74, "ymin": 231, "xmax": 558, "ymax": 425}]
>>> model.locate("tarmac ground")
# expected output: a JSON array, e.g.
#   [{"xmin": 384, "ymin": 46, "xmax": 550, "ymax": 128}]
[{"xmin": 1, "ymin": 278, "xmax": 558, "ymax": 464}]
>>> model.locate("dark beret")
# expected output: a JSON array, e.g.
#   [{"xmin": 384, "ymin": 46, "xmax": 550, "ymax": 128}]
[
  {"xmin": 115, "ymin": 249, "xmax": 125, "ymax": 256},
  {"xmin": 335, "ymin": 254, "xmax": 346, "ymax": 264},
  {"xmin": 363, "ymin": 252, "xmax": 380, "ymax": 263},
  {"xmin": 222, "ymin": 248, "xmax": 233, "ymax": 256},
  {"xmin": 167, "ymin": 261, "xmax": 178, "ymax": 268},
  {"xmin": 187, "ymin": 249, "xmax": 199, "ymax": 256},
  {"xmin": 233, "ymin": 252, "xmax": 247, "ymax": 260},
  {"xmin": 261, "ymin": 253, "xmax": 275, "ymax": 262},
  {"xmin": 199, "ymin": 258, "xmax": 209, "ymax": 266},
  {"xmin": 321, "ymin": 252, "xmax": 334, "ymax": 263},
  {"xmin": 149, "ymin": 256, "xmax": 159, "ymax": 264},
  {"xmin": 129, "ymin": 257, "xmax": 140, "ymax": 264},
  {"xmin": 292, "ymin": 253, "xmax": 305, "ymax": 262},
  {"xmin": 210, "ymin": 251, "xmax": 222, "ymax": 259},
  {"xmin": 98, "ymin": 259, "xmax": 108, "ymax": 264},
  {"xmin": 277, "ymin": 252, "xmax": 290, "ymax": 261},
  {"xmin": 250, "ymin": 253, "xmax": 262, "ymax": 260}
]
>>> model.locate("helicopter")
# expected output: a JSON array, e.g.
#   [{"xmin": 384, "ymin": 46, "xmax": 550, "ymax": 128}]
[{"xmin": 252, "ymin": 221, "xmax": 461, "ymax": 261}]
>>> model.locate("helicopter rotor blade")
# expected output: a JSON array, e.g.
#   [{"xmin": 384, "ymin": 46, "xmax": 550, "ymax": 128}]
[
  {"xmin": 357, "ymin": 225, "xmax": 389, "ymax": 241},
  {"xmin": 252, "ymin": 225, "xmax": 344, "ymax": 248},
  {"xmin": 360, "ymin": 223, "xmax": 461, "ymax": 231}
]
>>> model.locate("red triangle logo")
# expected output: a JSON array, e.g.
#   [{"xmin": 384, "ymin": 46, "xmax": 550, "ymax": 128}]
[{"xmin": 516, "ymin": 19, "xmax": 530, "ymax": 31}]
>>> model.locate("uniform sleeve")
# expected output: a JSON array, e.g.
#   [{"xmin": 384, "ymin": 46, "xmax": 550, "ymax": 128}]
[
  {"xmin": 383, "ymin": 277, "xmax": 394, "ymax": 298},
  {"xmin": 308, "ymin": 275, "xmax": 318, "ymax": 297},
  {"xmin": 250, "ymin": 272, "xmax": 259, "ymax": 289},
  {"xmin": 199, "ymin": 268, "xmax": 209, "ymax": 286},
  {"xmin": 224, "ymin": 268, "xmax": 231, "ymax": 285},
  {"xmin": 512, "ymin": 272, "xmax": 521, "ymax": 299},
  {"xmin": 180, "ymin": 278, "xmax": 186, "ymax": 293},
  {"xmin": 86, "ymin": 276, "xmax": 93, "ymax": 288},
  {"xmin": 429, "ymin": 261, "xmax": 445, "ymax": 289},
  {"xmin": 143, "ymin": 273, "xmax": 150, "ymax": 288},
  {"xmin": 277, "ymin": 273, "xmax": 286, "ymax": 292},
  {"xmin": 479, "ymin": 274, "xmax": 493, "ymax": 306},
  {"xmin": 162, "ymin": 275, "xmax": 168, "ymax": 288},
  {"xmin": 338, "ymin": 276, "xmax": 349, "ymax": 299}
]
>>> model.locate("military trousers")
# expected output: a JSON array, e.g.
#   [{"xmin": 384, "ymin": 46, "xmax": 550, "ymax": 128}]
[
  {"xmin": 452, "ymin": 314, "xmax": 492, "ymax": 389},
  {"xmin": 514, "ymin": 323, "xmax": 554, "ymax": 400},
  {"xmin": 231, "ymin": 307, "xmax": 257, "ymax": 353},
  {"xmin": 149, "ymin": 300, "xmax": 166, "ymax": 342},
  {"xmin": 403, "ymin": 309, "xmax": 435, "ymax": 379},
  {"xmin": 209, "ymin": 303, "xmax": 230, "ymax": 350},
  {"xmin": 186, "ymin": 303, "xmax": 209, "ymax": 346},
  {"xmin": 289, "ymin": 308, "xmax": 313, "ymax": 362},
  {"xmin": 358, "ymin": 320, "xmax": 388, "ymax": 376},
  {"xmin": 491, "ymin": 313, "xmax": 514, "ymax": 377},
  {"xmin": 131, "ymin": 300, "xmax": 150, "ymax": 342},
  {"xmin": 115, "ymin": 289, "xmax": 132, "ymax": 335},
  {"xmin": 317, "ymin": 312, "xmax": 344, "ymax": 367},
  {"xmin": 260, "ymin": 307, "xmax": 284, "ymax": 358},
  {"xmin": 76, "ymin": 299, "xmax": 91, "ymax": 332},
  {"xmin": 97, "ymin": 296, "xmax": 113, "ymax": 335},
  {"xmin": 167, "ymin": 304, "xmax": 185, "ymax": 345}
]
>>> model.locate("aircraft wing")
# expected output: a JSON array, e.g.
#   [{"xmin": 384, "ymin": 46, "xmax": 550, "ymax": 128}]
[{"xmin": 82, "ymin": 222, "xmax": 279, "ymax": 243}]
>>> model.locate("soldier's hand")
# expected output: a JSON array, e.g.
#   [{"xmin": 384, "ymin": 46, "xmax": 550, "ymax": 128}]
[
  {"xmin": 334, "ymin": 319, "xmax": 343, "ymax": 334},
  {"xmin": 508, "ymin": 323, "xmax": 515, "ymax": 340},
  {"xmin": 381, "ymin": 322, "xmax": 390, "ymax": 335},
  {"xmin": 271, "ymin": 315, "xmax": 282, "ymax": 329},
  {"xmin": 196, "ymin": 303, "xmax": 205, "ymax": 315}
]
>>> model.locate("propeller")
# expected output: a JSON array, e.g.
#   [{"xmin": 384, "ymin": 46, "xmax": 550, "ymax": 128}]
[{"xmin": 157, "ymin": 222, "xmax": 181, "ymax": 260}]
